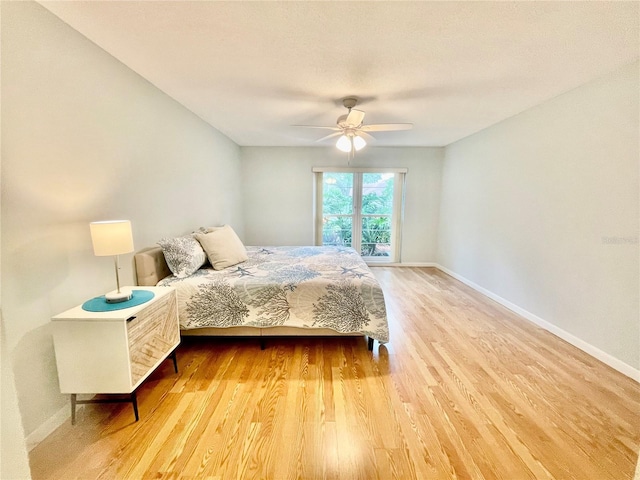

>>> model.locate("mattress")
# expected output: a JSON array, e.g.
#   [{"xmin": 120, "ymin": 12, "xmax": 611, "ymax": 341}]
[{"xmin": 157, "ymin": 246, "xmax": 389, "ymax": 343}]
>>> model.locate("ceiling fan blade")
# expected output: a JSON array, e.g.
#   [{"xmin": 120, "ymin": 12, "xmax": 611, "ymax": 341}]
[
  {"xmin": 316, "ymin": 131, "xmax": 344, "ymax": 142},
  {"xmin": 357, "ymin": 131, "xmax": 376, "ymax": 143},
  {"xmin": 291, "ymin": 125, "xmax": 341, "ymax": 131},
  {"xmin": 345, "ymin": 109, "xmax": 365, "ymax": 126},
  {"xmin": 360, "ymin": 123, "xmax": 413, "ymax": 132}
]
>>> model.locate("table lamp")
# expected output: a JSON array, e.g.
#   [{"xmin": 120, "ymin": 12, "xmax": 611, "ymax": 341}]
[{"xmin": 89, "ymin": 220, "xmax": 134, "ymax": 303}]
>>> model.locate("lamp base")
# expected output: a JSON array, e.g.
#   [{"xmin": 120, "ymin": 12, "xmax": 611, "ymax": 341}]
[{"xmin": 105, "ymin": 291, "xmax": 132, "ymax": 304}]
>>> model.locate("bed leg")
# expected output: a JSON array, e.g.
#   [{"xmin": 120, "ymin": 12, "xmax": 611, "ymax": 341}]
[
  {"xmin": 260, "ymin": 338, "xmax": 266, "ymax": 350},
  {"xmin": 367, "ymin": 337, "xmax": 374, "ymax": 351}
]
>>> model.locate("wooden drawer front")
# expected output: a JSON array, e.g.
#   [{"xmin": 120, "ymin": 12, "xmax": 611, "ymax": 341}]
[{"xmin": 127, "ymin": 291, "xmax": 179, "ymax": 386}]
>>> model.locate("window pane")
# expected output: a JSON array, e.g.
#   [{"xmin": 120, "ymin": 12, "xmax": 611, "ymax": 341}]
[
  {"xmin": 361, "ymin": 216, "xmax": 391, "ymax": 257},
  {"xmin": 322, "ymin": 216, "xmax": 352, "ymax": 247},
  {"xmin": 323, "ymin": 173, "xmax": 353, "ymax": 215},
  {"xmin": 362, "ymin": 173, "xmax": 393, "ymax": 215}
]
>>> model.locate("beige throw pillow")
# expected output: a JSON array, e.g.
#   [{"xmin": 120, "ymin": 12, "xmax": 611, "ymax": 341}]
[
  {"xmin": 195, "ymin": 225, "xmax": 248, "ymax": 270},
  {"xmin": 196, "ymin": 225, "xmax": 225, "ymax": 234}
]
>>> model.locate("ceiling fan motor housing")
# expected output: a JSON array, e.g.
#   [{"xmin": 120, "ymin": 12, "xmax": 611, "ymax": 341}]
[
  {"xmin": 337, "ymin": 114, "xmax": 349, "ymax": 127},
  {"xmin": 338, "ymin": 97, "xmax": 360, "ymax": 127}
]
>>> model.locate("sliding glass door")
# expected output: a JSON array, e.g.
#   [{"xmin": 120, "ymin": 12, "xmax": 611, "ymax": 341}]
[{"xmin": 314, "ymin": 168, "xmax": 406, "ymax": 263}]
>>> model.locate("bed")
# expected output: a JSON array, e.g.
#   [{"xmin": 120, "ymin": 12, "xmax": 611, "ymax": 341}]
[{"xmin": 134, "ymin": 244, "xmax": 389, "ymax": 350}]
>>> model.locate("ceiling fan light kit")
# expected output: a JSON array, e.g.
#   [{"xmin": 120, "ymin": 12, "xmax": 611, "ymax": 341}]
[
  {"xmin": 352, "ymin": 135, "xmax": 366, "ymax": 151},
  {"xmin": 336, "ymin": 132, "xmax": 366, "ymax": 153},
  {"xmin": 294, "ymin": 96, "xmax": 413, "ymax": 159},
  {"xmin": 336, "ymin": 134, "xmax": 353, "ymax": 152}
]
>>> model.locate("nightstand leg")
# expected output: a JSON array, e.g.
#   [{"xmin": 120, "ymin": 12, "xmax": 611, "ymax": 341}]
[
  {"xmin": 170, "ymin": 350, "xmax": 178, "ymax": 373},
  {"xmin": 70, "ymin": 393, "xmax": 140, "ymax": 424},
  {"xmin": 131, "ymin": 393, "xmax": 139, "ymax": 422},
  {"xmin": 71, "ymin": 394, "xmax": 77, "ymax": 425}
]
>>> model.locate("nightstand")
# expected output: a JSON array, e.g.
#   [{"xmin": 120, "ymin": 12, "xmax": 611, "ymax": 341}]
[{"xmin": 52, "ymin": 286, "xmax": 180, "ymax": 424}]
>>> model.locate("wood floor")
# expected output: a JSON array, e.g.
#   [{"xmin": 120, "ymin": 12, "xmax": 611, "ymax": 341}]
[{"xmin": 30, "ymin": 267, "xmax": 640, "ymax": 480}]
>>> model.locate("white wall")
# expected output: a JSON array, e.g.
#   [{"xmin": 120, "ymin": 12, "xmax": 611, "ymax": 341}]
[
  {"xmin": 240, "ymin": 146, "xmax": 443, "ymax": 263},
  {"xmin": 1, "ymin": 0, "xmax": 243, "ymax": 443},
  {"xmin": 438, "ymin": 61, "xmax": 639, "ymax": 374},
  {"xmin": 1, "ymin": 316, "xmax": 32, "ymax": 480}
]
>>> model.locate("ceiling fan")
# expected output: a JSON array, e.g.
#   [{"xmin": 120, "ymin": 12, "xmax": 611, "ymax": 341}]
[{"xmin": 294, "ymin": 97, "xmax": 413, "ymax": 156}]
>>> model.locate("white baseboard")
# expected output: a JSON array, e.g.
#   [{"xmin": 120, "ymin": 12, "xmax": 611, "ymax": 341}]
[
  {"xmin": 368, "ymin": 262, "xmax": 437, "ymax": 267},
  {"xmin": 25, "ymin": 403, "xmax": 77, "ymax": 451},
  {"xmin": 435, "ymin": 264, "xmax": 640, "ymax": 382}
]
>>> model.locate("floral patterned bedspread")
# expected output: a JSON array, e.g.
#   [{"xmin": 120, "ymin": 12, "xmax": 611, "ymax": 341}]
[{"xmin": 157, "ymin": 246, "xmax": 389, "ymax": 343}]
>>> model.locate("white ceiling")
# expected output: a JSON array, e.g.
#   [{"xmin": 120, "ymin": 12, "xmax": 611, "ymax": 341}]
[{"xmin": 40, "ymin": 1, "xmax": 639, "ymax": 147}]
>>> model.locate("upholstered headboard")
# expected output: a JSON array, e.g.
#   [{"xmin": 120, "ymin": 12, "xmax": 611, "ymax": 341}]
[{"xmin": 134, "ymin": 246, "xmax": 171, "ymax": 286}]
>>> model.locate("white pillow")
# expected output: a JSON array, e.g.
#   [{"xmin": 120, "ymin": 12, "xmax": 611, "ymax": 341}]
[
  {"xmin": 157, "ymin": 235, "xmax": 206, "ymax": 278},
  {"xmin": 194, "ymin": 225, "xmax": 248, "ymax": 270}
]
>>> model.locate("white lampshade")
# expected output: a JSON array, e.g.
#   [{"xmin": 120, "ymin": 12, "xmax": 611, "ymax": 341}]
[
  {"xmin": 353, "ymin": 135, "xmax": 366, "ymax": 151},
  {"xmin": 336, "ymin": 135, "xmax": 352, "ymax": 153},
  {"xmin": 90, "ymin": 220, "xmax": 134, "ymax": 256}
]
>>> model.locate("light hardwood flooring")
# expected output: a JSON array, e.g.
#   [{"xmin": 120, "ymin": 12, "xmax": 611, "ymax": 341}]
[{"xmin": 30, "ymin": 267, "xmax": 640, "ymax": 479}]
